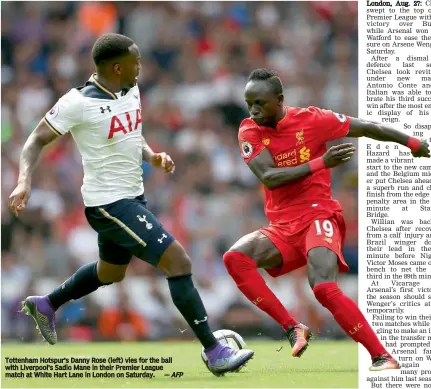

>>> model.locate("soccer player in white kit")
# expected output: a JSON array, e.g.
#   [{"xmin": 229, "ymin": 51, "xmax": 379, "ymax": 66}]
[{"xmin": 9, "ymin": 33, "xmax": 253, "ymax": 376}]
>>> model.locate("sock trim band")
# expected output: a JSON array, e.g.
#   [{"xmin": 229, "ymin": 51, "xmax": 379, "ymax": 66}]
[
  {"xmin": 166, "ymin": 273, "xmax": 192, "ymax": 280},
  {"xmin": 407, "ymin": 137, "xmax": 421, "ymax": 152}
]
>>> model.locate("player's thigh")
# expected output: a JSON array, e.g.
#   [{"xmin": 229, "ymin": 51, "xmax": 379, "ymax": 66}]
[
  {"xmin": 228, "ymin": 230, "xmax": 283, "ymax": 269},
  {"xmin": 305, "ymin": 214, "xmax": 348, "ymax": 288},
  {"xmin": 96, "ymin": 237, "xmax": 131, "ymax": 283},
  {"xmin": 87, "ymin": 196, "xmax": 176, "ymax": 268},
  {"xmin": 260, "ymin": 225, "xmax": 308, "ymax": 277},
  {"xmin": 307, "ymin": 247, "xmax": 339, "ymax": 288}
]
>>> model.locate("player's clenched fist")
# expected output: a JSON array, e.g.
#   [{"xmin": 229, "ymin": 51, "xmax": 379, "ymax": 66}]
[
  {"xmin": 9, "ymin": 181, "xmax": 31, "ymax": 217},
  {"xmin": 323, "ymin": 143, "xmax": 356, "ymax": 168},
  {"xmin": 150, "ymin": 152, "xmax": 175, "ymax": 174},
  {"xmin": 411, "ymin": 140, "xmax": 430, "ymax": 158}
]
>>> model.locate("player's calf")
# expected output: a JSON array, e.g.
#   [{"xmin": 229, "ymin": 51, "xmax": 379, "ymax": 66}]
[
  {"xmin": 22, "ymin": 260, "xmax": 120, "ymax": 344},
  {"xmin": 224, "ymin": 243, "xmax": 314, "ymax": 358},
  {"xmin": 158, "ymin": 241, "xmax": 218, "ymax": 351},
  {"xmin": 308, "ymin": 248, "xmax": 392, "ymax": 363},
  {"xmin": 47, "ymin": 260, "xmax": 123, "ymax": 311},
  {"xmin": 223, "ymin": 250, "xmax": 298, "ymax": 331},
  {"xmin": 156, "ymin": 240, "xmax": 255, "ymax": 375}
]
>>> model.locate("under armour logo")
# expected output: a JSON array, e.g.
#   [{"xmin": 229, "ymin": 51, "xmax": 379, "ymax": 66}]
[
  {"xmin": 158, "ymin": 234, "xmax": 168, "ymax": 244},
  {"xmin": 100, "ymin": 106, "xmax": 111, "ymax": 114},
  {"xmin": 137, "ymin": 214, "xmax": 153, "ymax": 230},
  {"xmin": 193, "ymin": 316, "xmax": 208, "ymax": 325}
]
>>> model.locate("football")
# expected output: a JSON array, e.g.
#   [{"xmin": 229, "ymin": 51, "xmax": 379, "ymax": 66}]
[{"xmin": 201, "ymin": 329, "xmax": 247, "ymax": 365}]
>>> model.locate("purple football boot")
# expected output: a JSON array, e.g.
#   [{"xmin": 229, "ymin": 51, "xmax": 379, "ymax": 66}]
[
  {"xmin": 21, "ymin": 296, "xmax": 57, "ymax": 345},
  {"xmin": 204, "ymin": 343, "xmax": 254, "ymax": 376}
]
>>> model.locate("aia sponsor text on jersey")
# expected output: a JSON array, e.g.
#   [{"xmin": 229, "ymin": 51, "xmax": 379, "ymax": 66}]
[{"xmin": 108, "ymin": 109, "xmax": 142, "ymax": 139}]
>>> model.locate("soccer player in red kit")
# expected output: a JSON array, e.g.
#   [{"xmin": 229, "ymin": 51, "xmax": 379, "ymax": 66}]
[{"xmin": 223, "ymin": 69, "xmax": 430, "ymax": 371}]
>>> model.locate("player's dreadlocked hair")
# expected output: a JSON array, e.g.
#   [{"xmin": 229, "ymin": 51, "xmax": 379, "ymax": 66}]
[
  {"xmin": 248, "ymin": 69, "xmax": 283, "ymax": 95},
  {"xmin": 91, "ymin": 33, "xmax": 135, "ymax": 66}
]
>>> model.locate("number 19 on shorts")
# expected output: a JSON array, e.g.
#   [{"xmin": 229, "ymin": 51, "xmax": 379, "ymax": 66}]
[{"xmin": 314, "ymin": 220, "xmax": 334, "ymax": 237}]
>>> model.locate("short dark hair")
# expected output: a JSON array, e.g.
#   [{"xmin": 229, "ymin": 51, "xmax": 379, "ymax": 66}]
[
  {"xmin": 248, "ymin": 68, "xmax": 283, "ymax": 95},
  {"xmin": 91, "ymin": 33, "xmax": 135, "ymax": 66}
]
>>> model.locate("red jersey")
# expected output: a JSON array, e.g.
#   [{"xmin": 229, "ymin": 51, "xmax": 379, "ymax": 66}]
[{"xmin": 238, "ymin": 106, "xmax": 351, "ymax": 230}]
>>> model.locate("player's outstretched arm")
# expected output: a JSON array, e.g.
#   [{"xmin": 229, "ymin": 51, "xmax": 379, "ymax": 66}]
[
  {"xmin": 347, "ymin": 117, "xmax": 430, "ymax": 158},
  {"xmin": 9, "ymin": 120, "xmax": 59, "ymax": 217},
  {"xmin": 247, "ymin": 144, "xmax": 356, "ymax": 190}
]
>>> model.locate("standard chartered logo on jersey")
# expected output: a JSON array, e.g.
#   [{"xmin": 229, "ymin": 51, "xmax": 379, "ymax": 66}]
[{"xmin": 275, "ymin": 146, "xmax": 311, "ymax": 167}]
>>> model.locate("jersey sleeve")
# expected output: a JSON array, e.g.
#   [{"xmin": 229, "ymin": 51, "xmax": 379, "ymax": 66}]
[
  {"xmin": 311, "ymin": 107, "xmax": 351, "ymax": 142},
  {"xmin": 43, "ymin": 90, "xmax": 83, "ymax": 136},
  {"xmin": 238, "ymin": 126, "xmax": 265, "ymax": 164}
]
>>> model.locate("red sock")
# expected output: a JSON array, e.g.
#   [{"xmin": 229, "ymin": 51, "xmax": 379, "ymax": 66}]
[
  {"xmin": 223, "ymin": 251, "xmax": 297, "ymax": 331},
  {"xmin": 313, "ymin": 282, "xmax": 388, "ymax": 358}
]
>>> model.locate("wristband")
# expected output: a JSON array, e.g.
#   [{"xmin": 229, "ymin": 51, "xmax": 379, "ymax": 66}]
[
  {"xmin": 309, "ymin": 157, "xmax": 326, "ymax": 173},
  {"xmin": 407, "ymin": 137, "xmax": 421, "ymax": 152}
]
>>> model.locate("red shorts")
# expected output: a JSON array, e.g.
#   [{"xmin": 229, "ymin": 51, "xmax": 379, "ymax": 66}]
[{"xmin": 259, "ymin": 211, "xmax": 348, "ymax": 278}]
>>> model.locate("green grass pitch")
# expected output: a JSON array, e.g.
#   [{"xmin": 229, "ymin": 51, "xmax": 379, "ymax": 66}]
[{"xmin": 2, "ymin": 340, "xmax": 358, "ymax": 388}]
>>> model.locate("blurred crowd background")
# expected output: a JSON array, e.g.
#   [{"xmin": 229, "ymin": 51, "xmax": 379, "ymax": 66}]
[{"xmin": 1, "ymin": 1, "xmax": 359, "ymax": 343}]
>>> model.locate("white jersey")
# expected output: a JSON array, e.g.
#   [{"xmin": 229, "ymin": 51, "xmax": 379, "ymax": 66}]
[{"xmin": 44, "ymin": 75, "xmax": 144, "ymax": 207}]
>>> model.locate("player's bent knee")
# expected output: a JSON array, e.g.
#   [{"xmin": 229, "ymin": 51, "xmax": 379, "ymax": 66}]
[
  {"xmin": 223, "ymin": 251, "xmax": 249, "ymax": 273},
  {"xmin": 157, "ymin": 241, "xmax": 192, "ymax": 277},
  {"xmin": 175, "ymin": 254, "xmax": 192, "ymax": 275},
  {"xmin": 162, "ymin": 256, "xmax": 192, "ymax": 277},
  {"xmin": 223, "ymin": 250, "xmax": 258, "ymax": 278},
  {"xmin": 97, "ymin": 270, "xmax": 126, "ymax": 284},
  {"xmin": 97, "ymin": 261, "xmax": 128, "ymax": 284},
  {"xmin": 228, "ymin": 231, "xmax": 261, "ymax": 258},
  {"xmin": 223, "ymin": 251, "xmax": 236, "ymax": 274},
  {"xmin": 227, "ymin": 231, "xmax": 281, "ymax": 270},
  {"xmin": 113, "ymin": 272, "xmax": 126, "ymax": 283}
]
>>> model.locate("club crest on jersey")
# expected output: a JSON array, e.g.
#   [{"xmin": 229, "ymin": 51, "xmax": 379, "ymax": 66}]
[
  {"xmin": 263, "ymin": 138, "xmax": 270, "ymax": 146},
  {"xmin": 334, "ymin": 112, "xmax": 347, "ymax": 123},
  {"xmin": 296, "ymin": 130, "xmax": 304, "ymax": 145},
  {"xmin": 47, "ymin": 103, "xmax": 59, "ymax": 119},
  {"xmin": 242, "ymin": 141, "xmax": 253, "ymax": 158}
]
